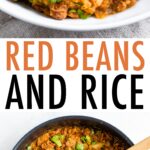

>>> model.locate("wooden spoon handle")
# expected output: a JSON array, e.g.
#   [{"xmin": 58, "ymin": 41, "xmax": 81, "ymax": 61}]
[{"xmin": 128, "ymin": 137, "xmax": 150, "ymax": 150}]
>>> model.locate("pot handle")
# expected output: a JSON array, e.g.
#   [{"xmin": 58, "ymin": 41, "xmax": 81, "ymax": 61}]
[{"xmin": 128, "ymin": 137, "xmax": 150, "ymax": 150}]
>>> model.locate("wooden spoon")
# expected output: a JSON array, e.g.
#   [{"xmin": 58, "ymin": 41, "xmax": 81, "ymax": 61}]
[{"xmin": 128, "ymin": 137, "xmax": 150, "ymax": 150}]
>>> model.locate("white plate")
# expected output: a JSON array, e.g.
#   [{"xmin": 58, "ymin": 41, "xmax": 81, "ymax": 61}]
[{"xmin": 0, "ymin": 0, "xmax": 150, "ymax": 31}]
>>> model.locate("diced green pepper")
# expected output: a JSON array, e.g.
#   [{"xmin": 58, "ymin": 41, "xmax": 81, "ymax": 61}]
[
  {"xmin": 91, "ymin": 129, "xmax": 94, "ymax": 135},
  {"xmin": 92, "ymin": 141, "xmax": 97, "ymax": 145},
  {"xmin": 51, "ymin": 134, "xmax": 64, "ymax": 147},
  {"xmin": 69, "ymin": 9, "xmax": 77, "ymax": 13},
  {"xmin": 81, "ymin": 136, "xmax": 86, "ymax": 143},
  {"xmin": 81, "ymin": 135, "xmax": 91, "ymax": 144},
  {"xmin": 85, "ymin": 135, "xmax": 91, "ymax": 144},
  {"xmin": 48, "ymin": 0, "xmax": 62, "ymax": 3},
  {"xmin": 26, "ymin": 145, "xmax": 32, "ymax": 150},
  {"xmin": 75, "ymin": 143, "xmax": 84, "ymax": 150},
  {"xmin": 77, "ymin": 9, "xmax": 90, "ymax": 19}
]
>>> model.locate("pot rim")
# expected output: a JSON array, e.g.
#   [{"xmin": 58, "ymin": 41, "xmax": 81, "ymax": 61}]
[{"xmin": 13, "ymin": 115, "xmax": 134, "ymax": 149}]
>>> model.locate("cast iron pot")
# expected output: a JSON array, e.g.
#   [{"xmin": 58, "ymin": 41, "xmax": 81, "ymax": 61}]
[{"xmin": 13, "ymin": 116, "xmax": 133, "ymax": 149}]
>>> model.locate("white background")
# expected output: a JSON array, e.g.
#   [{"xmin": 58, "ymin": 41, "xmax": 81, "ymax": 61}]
[{"xmin": 0, "ymin": 39, "xmax": 150, "ymax": 149}]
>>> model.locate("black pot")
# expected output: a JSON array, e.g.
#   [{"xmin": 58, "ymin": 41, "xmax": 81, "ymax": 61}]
[{"xmin": 13, "ymin": 116, "xmax": 133, "ymax": 149}]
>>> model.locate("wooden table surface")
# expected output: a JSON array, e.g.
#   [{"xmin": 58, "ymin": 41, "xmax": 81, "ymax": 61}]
[{"xmin": 0, "ymin": 11, "xmax": 150, "ymax": 38}]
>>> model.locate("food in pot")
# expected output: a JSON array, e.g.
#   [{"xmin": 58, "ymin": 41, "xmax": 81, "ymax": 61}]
[
  {"xmin": 14, "ymin": 0, "xmax": 136, "ymax": 19},
  {"xmin": 26, "ymin": 126, "xmax": 127, "ymax": 150}
]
